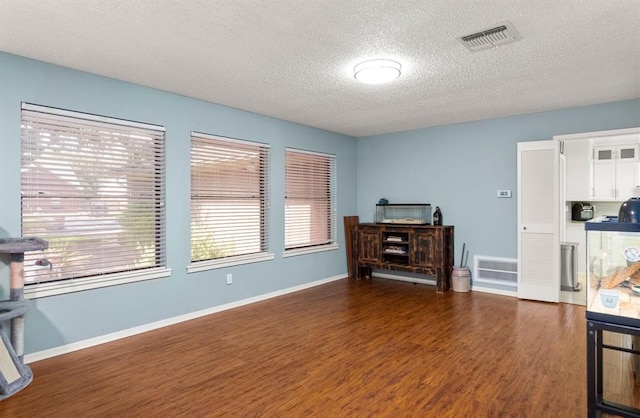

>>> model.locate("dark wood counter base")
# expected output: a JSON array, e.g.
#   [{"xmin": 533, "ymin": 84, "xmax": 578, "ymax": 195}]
[{"xmin": 353, "ymin": 223, "xmax": 454, "ymax": 292}]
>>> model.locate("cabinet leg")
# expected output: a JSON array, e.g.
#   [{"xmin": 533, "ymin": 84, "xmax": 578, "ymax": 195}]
[
  {"xmin": 356, "ymin": 266, "xmax": 372, "ymax": 280},
  {"xmin": 436, "ymin": 271, "xmax": 444, "ymax": 293},
  {"xmin": 587, "ymin": 322, "xmax": 596, "ymax": 418}
]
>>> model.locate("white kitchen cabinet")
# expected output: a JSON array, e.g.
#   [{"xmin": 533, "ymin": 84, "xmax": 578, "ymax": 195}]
[
  {"xmin": 564, "ymin": 139, "xmax": 593, "ymax": 201},
  {"xmin": 616, "ymin": 159, "xmax": 640, "ymax": 198},
  {"xmin": 591, "ymin": 144, "xmax": 639, "ymax": 200}
]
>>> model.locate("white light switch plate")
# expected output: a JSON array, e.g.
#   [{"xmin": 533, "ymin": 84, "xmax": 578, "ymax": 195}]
[{"xmin": 497, "ymin": 190, "xmax": 512, "ymax": 198}]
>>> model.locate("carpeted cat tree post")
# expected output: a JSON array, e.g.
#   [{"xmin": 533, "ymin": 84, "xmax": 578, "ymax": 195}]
[{"xmin": 0, "ymin": 237, "xmax": 48, "ymax": 400}]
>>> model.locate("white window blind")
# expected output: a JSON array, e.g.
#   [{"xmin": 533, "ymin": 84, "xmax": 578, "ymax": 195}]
[
  {"xmin": 190, "ymin": 132, "xmax": 270, "ymax": 264},
  {"xmin": 285, "ymin": 148, "xmax": 336, "ymax": 250},
  {"xmin": 21, "ymin": 103, "xmax": 166, "ymax": 289}
]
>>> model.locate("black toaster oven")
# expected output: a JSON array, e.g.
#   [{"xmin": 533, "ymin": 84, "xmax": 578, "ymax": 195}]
[{"xmin": 572, "ymin": 202, "xmax": 594, "ymax": 221}]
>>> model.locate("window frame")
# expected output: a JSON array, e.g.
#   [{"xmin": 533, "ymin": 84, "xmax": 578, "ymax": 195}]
[
  {"xmin": 187, "ymin": 132, "xmax": 273, "ymax": 273},
  {"xmin": 283, "ymin": 147, "xmax": 338, "ymax": 258},
  {"xmin": 21, "ymin": 103, "xmax": 171, "ymax": 299}
]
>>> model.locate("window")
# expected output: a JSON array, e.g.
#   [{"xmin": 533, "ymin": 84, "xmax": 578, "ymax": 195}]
[
  {"xmin": 188, "ymin": 132, "xmax": 272, "ymax": 272},
  {"xmin": 21, "ymin": 103, "xmax": 169, "ymax": 298},
  {"xmin": 284, "ymin": 148, "xmax": 337, "ymax": 255}
]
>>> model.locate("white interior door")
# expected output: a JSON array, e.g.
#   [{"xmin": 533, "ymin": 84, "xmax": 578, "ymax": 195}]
[
  {"xmin": 559, "ymin": 152, "xmax": 566, "ymax": 243},
  {"xmin": 517, "ymin": 140, "xmax": 560, "ymax": 302}
]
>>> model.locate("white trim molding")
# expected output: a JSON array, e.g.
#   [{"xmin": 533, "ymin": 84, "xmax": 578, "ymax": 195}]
[
  {"xmin": 25, "ymin": 273, "xmax": 347, "ymax": 364},
  {"xmin": 283, "ymin": 243, "xmax": 339, "ymax": 258},
  {"xmin": 187, "ymin": 252, "xmax": 275, "ymax": 273},
  {"xmin": 25, "ymin": 268, "xmax": 172, "ymax": 299}
]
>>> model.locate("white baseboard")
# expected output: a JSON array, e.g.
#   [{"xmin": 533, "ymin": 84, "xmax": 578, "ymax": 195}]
[
  {"xmin": 25, "ymin": 273, "xmax": 347, "ymax": 364},
  {"xmin": 375, "ymin": 271, "xmax": 516, "ymax": 297},
  {"xmin": 373, "ymin": 272, "xmax": 437, "ymax": 286},
  {"xmin": 471, "ymin": 284, "xmax": 517, "ymax": 298}
]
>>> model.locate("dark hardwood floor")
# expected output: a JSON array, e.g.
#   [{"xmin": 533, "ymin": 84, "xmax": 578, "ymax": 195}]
[{"xmin": 1, "ymin": 278, "xmax": 590, "ymax": 417}]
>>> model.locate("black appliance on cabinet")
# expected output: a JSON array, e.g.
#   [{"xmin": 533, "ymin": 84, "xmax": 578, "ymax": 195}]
[{"xmin": 571, "ymin": 202, "xmax": 594, "ymax": 221}]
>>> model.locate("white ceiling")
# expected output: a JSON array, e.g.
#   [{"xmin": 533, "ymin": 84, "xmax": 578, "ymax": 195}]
[{"xmin": 1, "ymin": 0, "xmax": 639, "ymax": 137}]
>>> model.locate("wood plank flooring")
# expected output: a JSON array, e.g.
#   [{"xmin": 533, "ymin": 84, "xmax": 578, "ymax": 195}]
[{"xmin": 1, "ymin": 278, "xmax": 591, "ymax": 417}]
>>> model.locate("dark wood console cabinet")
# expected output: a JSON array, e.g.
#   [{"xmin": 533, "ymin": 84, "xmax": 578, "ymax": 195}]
[{"xmin": 353, "ymin": 223, "xmax": 455, "ymax": 292}]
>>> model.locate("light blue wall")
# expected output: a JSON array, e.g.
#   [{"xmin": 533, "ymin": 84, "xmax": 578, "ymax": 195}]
[
  {"xmin": 1, "ymin": 50, "xmax": 638, "ymax": 354},
  {"xmin": 0, "ymin": 52, "xmax": 357, "ymax": 354},
  {"xmin": 357, "ymin": 99, "xmax": 640, "ymax": 277}
]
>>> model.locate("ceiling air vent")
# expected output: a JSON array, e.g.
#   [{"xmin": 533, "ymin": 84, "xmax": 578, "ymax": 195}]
[{"xmin": 458, "ymin": 21, "xmax": 520, "ymax": 52}]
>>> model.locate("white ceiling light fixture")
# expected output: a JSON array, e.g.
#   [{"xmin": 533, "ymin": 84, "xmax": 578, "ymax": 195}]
[{"xmin": 354, "ymin": 59, "xmax": 401, "ymax": 84}]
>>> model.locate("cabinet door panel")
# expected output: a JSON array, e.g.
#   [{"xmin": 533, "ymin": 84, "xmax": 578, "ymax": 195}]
[
  {"xmin": 594, "ymin": 147, "xmax": 614, "ymax": 162},
  {"xmin": 357, "ymin": 229, "xmax": 381, "ymax": 263},
  {"xmin": 591, "ymin": 143, "xmax": 640, "ymax": 200},
  {"xmin": 592, "ymin": 160, "xmax": 616, "ymax": 200},
  {"xmin": 618, "ymin": 145, "xmax": 638, "ymax": 161},
  {"xmin": 564, "ymin": 140, "xmax": 593, "ymax": 201},
  {"xmin": 410, "ymin": 231, "xmax": 436, "ymax": 267},
  {"xmin": 616, "ymin": 161, "xmax": 640, "ymax": 200}
]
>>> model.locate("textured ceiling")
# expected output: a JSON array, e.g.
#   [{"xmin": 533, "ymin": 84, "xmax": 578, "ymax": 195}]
[{"xmin": 0, "ymin": 0, "xmax": 639, "ymax": 137}]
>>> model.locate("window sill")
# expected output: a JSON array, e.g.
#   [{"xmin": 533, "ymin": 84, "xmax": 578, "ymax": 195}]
[
  {"xmin": 187, "ymin": 252, "xmax": 274, "ymax": 273},
  {"xmin": 283, "ymin": 243, "xmax": 339, "ymax": 258},
  {"xmin": 25, "ymin": 267, "xmax": 172, "ymax": 299}
]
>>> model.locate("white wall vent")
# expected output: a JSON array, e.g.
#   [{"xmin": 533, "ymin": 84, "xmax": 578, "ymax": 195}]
[
  {"xmin": 474, "ymin": 255, "xmax": 518, "ymax": 288},
  {"xmin": 458, "ymin": 21, "xmax": 520, "ymax": 52}
]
